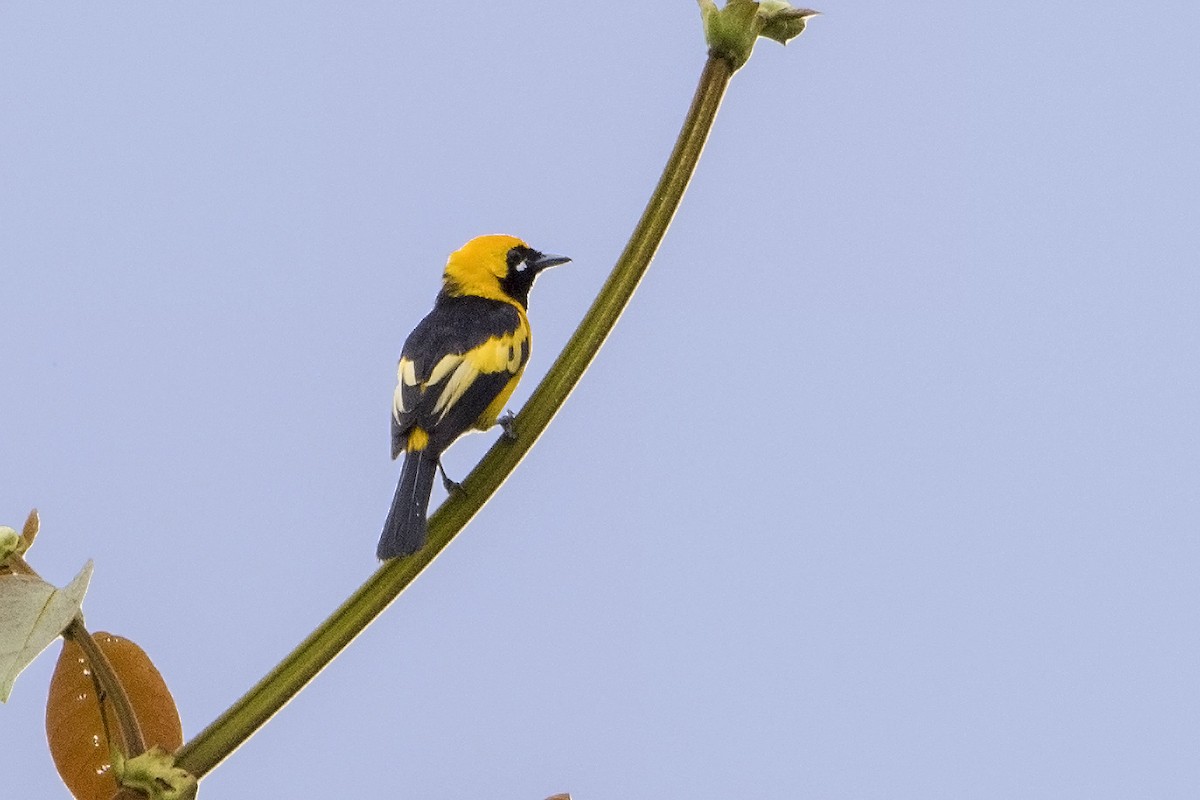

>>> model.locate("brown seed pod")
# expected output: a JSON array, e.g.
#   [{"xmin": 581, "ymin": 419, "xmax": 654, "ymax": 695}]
[{"xmin": 45, "ymin": 632, "xmax": 183, "ymax": 800}]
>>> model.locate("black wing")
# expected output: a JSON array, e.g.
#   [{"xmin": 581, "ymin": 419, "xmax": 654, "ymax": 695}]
[{"xmin": 391, "ymin": 295, "xmax": 528, "ymax": 457}]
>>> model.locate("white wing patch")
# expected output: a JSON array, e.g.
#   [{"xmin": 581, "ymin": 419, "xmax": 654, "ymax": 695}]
[
  {"xmin": 400, "ymin": 358, "xmax": 419, "ymax": 386},
  {"xmin": 434, "ymin": 359, "xmax": 480, "ymax": 421},
  {"xmin": 426, "ymin": 353, "xmax": 462, "ymax": 387},
  {"xmin": 393, "ymin": 357, "xmax": 420, "ymax": 416}
]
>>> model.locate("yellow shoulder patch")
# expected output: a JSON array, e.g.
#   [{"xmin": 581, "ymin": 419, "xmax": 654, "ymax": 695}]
[
  {"xmin": 433, "ymin": 359, "xmax": 480, "ymax": 421},
  {"xmin": 467, "ymin": 331, "xmax": 525, "ymax": 374}
]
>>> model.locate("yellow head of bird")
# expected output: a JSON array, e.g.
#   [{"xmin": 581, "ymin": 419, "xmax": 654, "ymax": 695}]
[{"xmin": 442, "ymin": 234, "xmax": 570, "ymax": 308}]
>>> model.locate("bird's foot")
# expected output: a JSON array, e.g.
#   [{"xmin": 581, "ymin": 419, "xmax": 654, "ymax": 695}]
[
  {"xmin": 498, "ymin": 410, "xmax": 519, "ymax": 441},
  {"xmin": 438, "ymin": 462, "xmax": 466, "ymax": 496}
]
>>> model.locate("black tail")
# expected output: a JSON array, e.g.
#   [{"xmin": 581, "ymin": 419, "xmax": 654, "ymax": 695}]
[{"xmin": 377, "ymin": 448, "xmax": 438, "ymax": 559}]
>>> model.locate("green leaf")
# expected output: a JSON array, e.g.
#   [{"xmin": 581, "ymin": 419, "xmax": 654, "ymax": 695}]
[
  {"xmin": 0, "ymin": 561, "xmax": 93, "ymax": 702},
  {"xmin": 759, "ymin": 4, "xmax": 820, "ymax": 45}
]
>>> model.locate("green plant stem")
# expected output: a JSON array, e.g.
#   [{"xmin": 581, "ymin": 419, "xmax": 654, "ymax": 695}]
[
  {"xmin": 174, "ymin": 53, "xmax": 734, "ymax": 779},
  {"xmin": 64, "ymin": 618, "xmax": 148, "ymax": 758}
]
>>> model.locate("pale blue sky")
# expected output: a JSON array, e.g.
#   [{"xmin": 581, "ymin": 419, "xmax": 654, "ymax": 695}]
[{"xmin": 4, "ymin": 2, "xmax": 1199, "ymax": 798}]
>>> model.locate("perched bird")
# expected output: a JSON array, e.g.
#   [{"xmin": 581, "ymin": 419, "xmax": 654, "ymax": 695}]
[{"xmin": 378, "ymin": 234, "xmax": 570, "ymax": 559}]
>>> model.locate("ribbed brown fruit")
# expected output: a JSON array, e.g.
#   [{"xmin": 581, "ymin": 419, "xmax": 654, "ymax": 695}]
[{"xmin": 45, "ymin": 632, "xmax": 183, "ymax": 800}]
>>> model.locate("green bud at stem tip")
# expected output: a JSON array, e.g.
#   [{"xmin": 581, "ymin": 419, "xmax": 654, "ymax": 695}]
[{"xmin": 698, "ymin": 0, "xmax": 820, "ymax": 71}]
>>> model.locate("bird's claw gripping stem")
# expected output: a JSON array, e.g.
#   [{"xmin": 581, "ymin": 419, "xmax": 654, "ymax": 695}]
[
  {"xmin": 438, "ymin": 462, "xmax": 466, "ymax": 496},
  {"xmin": 498, "ymin": 411, "xmax": 518, "ymax": 441}
]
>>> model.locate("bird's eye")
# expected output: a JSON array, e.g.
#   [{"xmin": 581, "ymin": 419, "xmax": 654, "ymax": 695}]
[{"xmin": 508, "ymin": 247, "xmax": 531, "ymax": 273}]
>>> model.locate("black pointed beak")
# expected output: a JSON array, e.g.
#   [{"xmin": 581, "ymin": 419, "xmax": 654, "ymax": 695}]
[{"xmin": 531, "ymin": 252, "xmax": 571, "ymax": 270}]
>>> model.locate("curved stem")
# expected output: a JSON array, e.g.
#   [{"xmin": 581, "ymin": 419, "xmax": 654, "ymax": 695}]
[
  {"xmin": 175, "ymin": 54, "xmax": 733, "ymax": 779},
  {"xmin": 65, "ymin": 618, "xmax": 147, "ymax": 757}
]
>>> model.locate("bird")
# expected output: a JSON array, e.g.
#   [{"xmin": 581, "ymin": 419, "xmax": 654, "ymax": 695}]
[{"xmin": 377, "ymin": 234, "xmax": 570, "ymax": 560}]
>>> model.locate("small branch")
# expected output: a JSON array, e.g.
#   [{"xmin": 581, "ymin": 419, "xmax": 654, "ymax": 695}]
[{"xmin": 64, "ymin": 618, "xmax": 148, "ymax": 757}]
